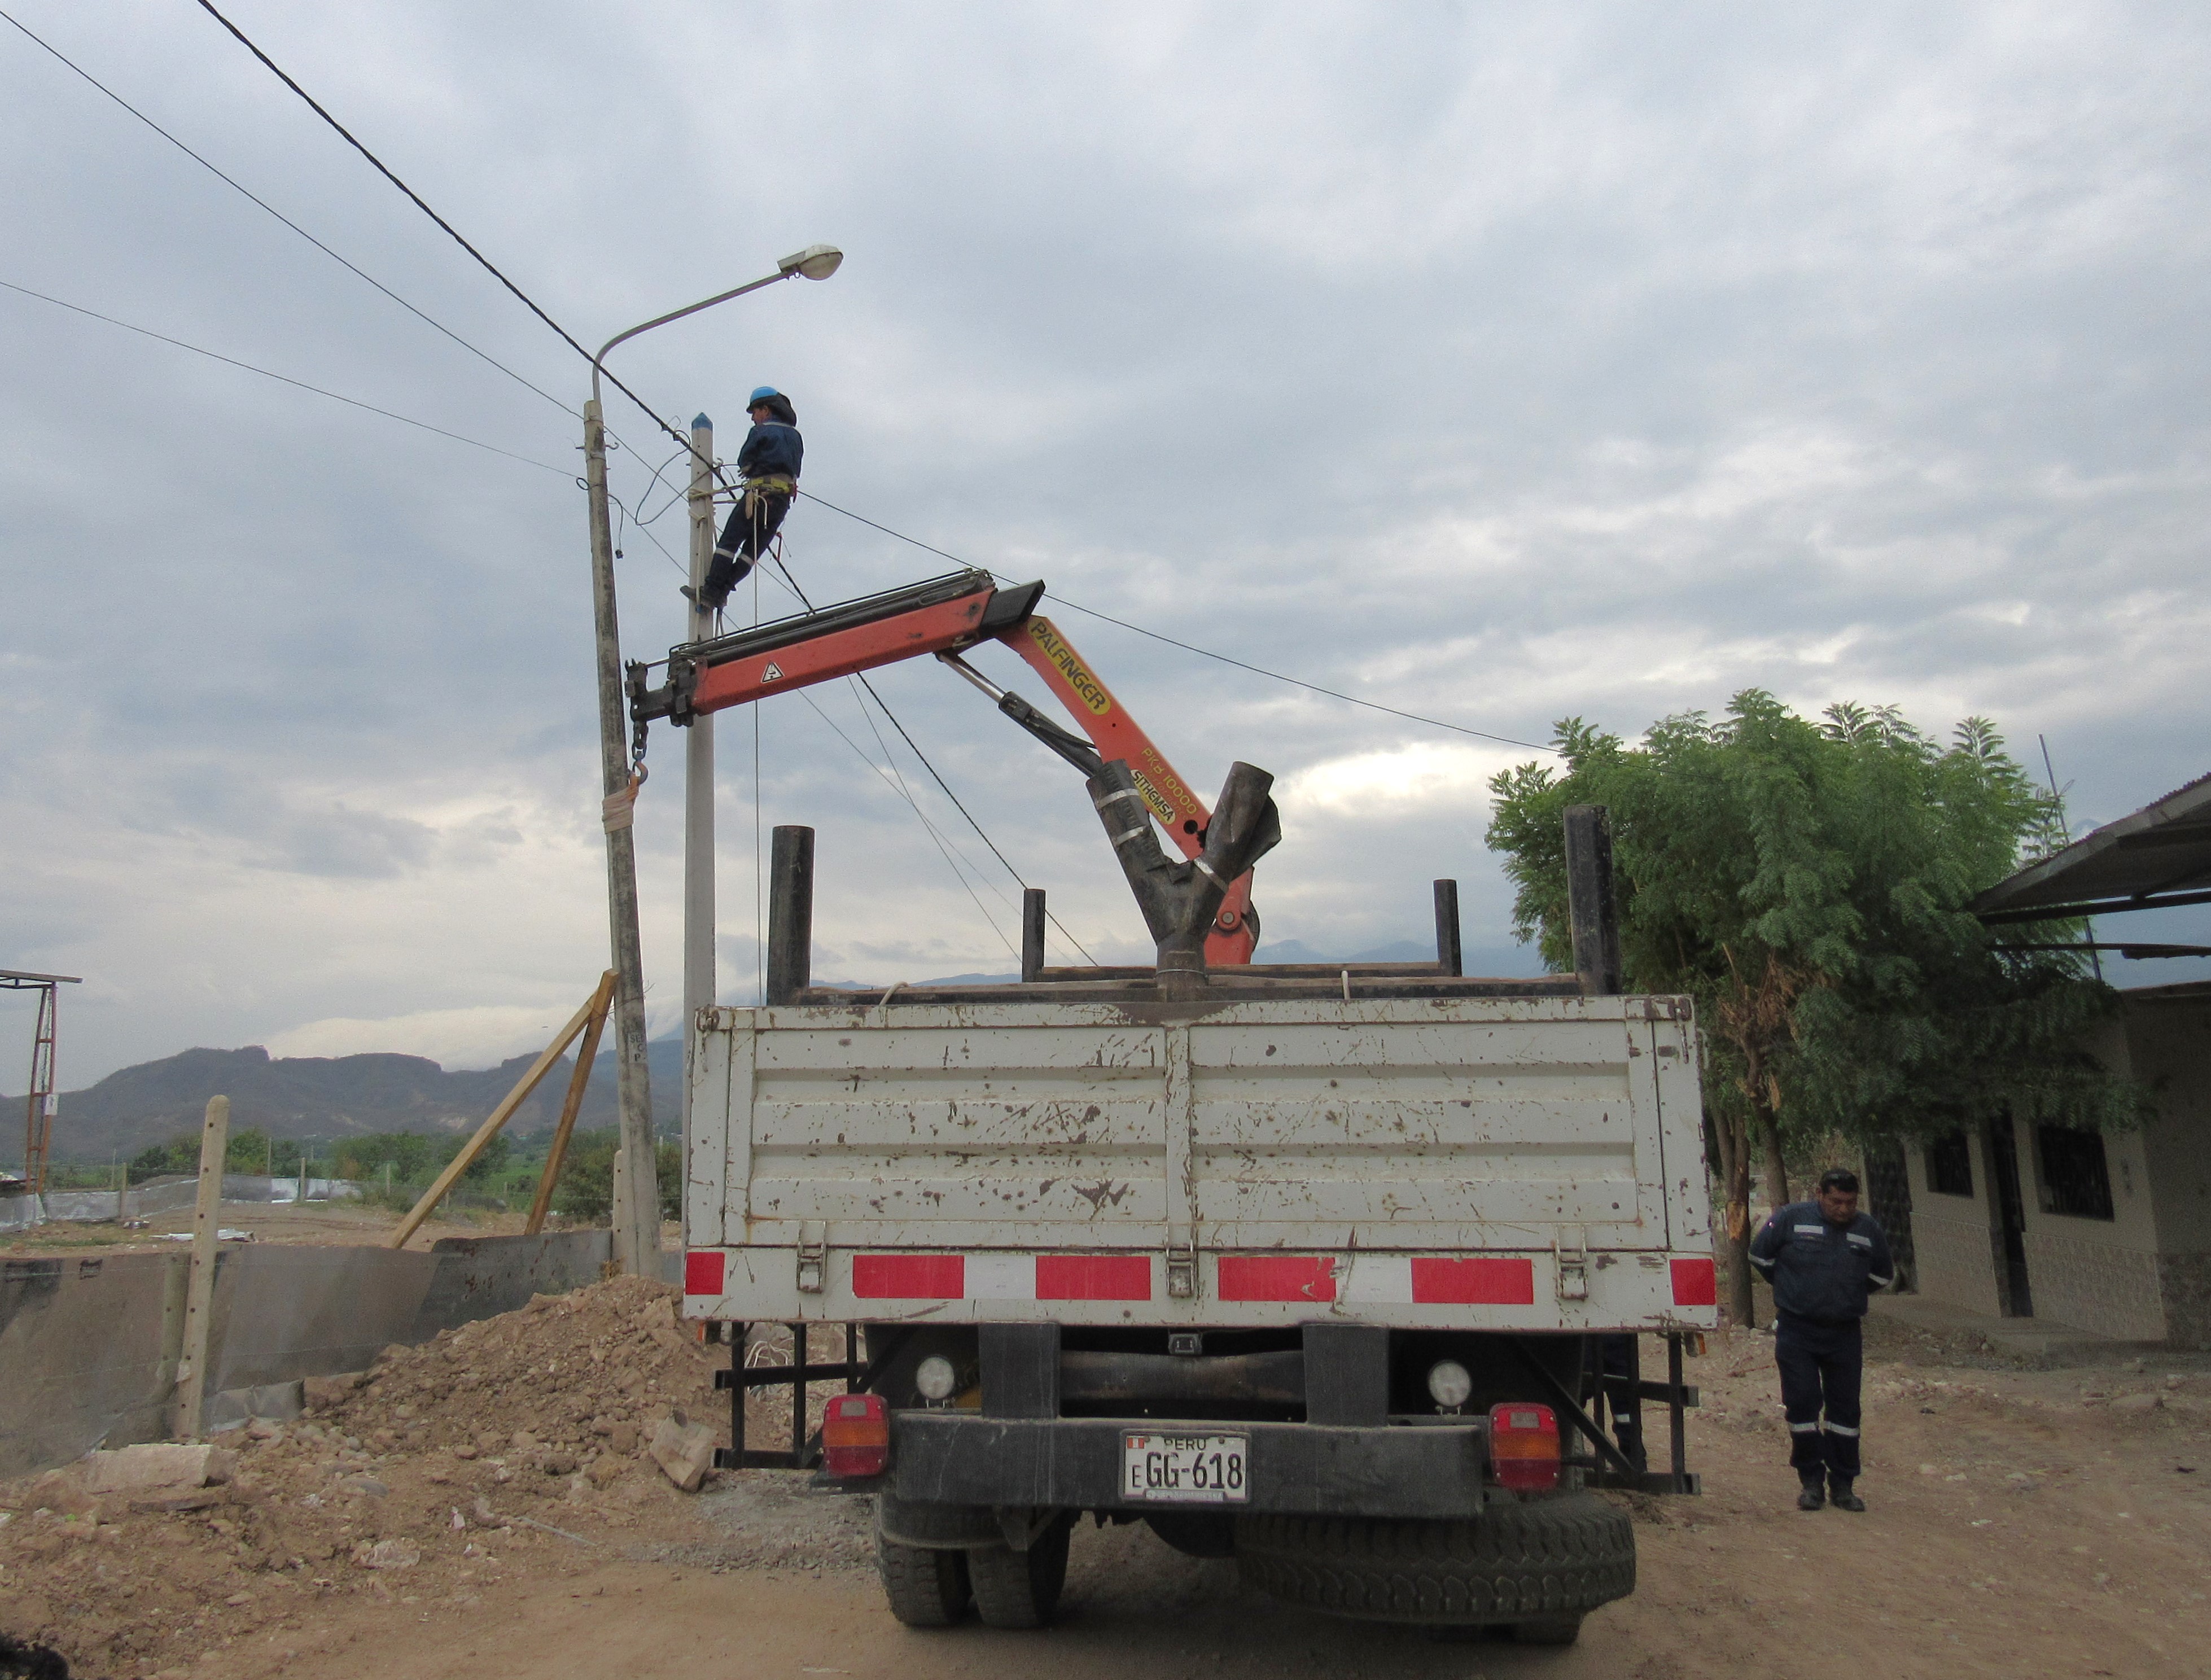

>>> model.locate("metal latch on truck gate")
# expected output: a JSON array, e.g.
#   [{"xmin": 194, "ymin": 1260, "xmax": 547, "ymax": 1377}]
[{"xmin": 1555, "ymin": 1233, "xmax": 1588, "ymax": 1301}]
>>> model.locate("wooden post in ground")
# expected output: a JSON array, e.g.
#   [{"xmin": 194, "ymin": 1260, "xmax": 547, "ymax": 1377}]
[
  {"xmin": 172, "ymin": 1095, "xmax": 230, "ymax": 1439},
  {"xmin": 387, "ymin": 981, "xmax": 615, "ymax": 1250},
  {"xmin": 527, "ymin": 971, "xmax": 615, "ymax": 1235}
]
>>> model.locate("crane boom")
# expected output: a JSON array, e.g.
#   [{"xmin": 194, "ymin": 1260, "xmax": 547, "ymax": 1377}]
[{"xmin": 627, "ymin": 570, "xmax": 1260, "ymax": 963}]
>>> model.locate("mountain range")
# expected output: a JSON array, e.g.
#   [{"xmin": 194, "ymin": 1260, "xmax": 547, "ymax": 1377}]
[
  {"xmin": 12, "ymin": 1038, "xmax": 687, "ymax": 1163},
  {"xmin": 16, "ymin": 938, "xmax": 1526, "ymax": 1161}
]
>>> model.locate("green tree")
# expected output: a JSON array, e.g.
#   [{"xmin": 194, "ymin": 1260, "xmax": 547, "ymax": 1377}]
[
  {"xmin": 1485, "ymin": 692, "xmax": 2141, "ymax": 1324},
  {"xmin": 332, "ymin": 1131, "xmax": 510, "ymax": 1187},
  {"xmin": 129, "ymin": 1131, "xmax": 310, "ymax": 1182},
  {"xmin": 551, "ymin": 1129, "xmax": 682, "ymax": 1222}
]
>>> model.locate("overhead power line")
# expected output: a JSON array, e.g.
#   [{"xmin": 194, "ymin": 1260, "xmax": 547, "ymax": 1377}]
[
  {"xmin": 794, "ymin": 489, "xmax": 1556, "ymax": 754},
  {"xmin": 177, "ymin": 1, "xmax": 1221, "ymax": 948},
  {"xmin": 0, "ymin": 277, "xmax": 569, "ymax": 474},
  {"xmin": 190, "ymin": 0, "xmax": 680, "ymax": 448},
  {"xmin": 0, "ymin": 6, "xmax": 573, "ymax": 419}
]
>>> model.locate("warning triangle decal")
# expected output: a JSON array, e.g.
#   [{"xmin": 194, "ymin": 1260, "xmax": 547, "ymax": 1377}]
[{"xmin": 761, "ymin": 663, "xmax": 784, "ymax": 682}]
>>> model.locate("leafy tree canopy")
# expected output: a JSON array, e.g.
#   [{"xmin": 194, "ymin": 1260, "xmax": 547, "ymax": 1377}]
[
  {"xmin": 1488, "ymin": 692, "xmax": 2145, "ymax": 1323},
  {"xmin": 551, "ymin": 1130, "xmax": 682, "ymax": 1222},
  {"xmin": 128, "ymin": 1128, "xmax": 510, "ymax": 1186},
  {"xmin": 1486, "ymin": 691, "xmax": 2140, "ymax": 1150},
  {"xmin": 129, "ymin": 1127, "xmax": 304, "ymax": 1183}
]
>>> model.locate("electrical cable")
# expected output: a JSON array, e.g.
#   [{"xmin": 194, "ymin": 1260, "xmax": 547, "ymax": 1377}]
[
  {"xmin": 797, "ymin": 688, "xmax": 1021, "ymax": 964},
  {"xmin": 0, "ymin": 7, "xmax": 576, "ymax": 420},
  {"xmin": 695, "ymin": 528, "xmax": 1091, "ymax": 960},
  {"xmin": 0, "ymin": 277, "xmax": 569, "ymax": 474},
  {"xmin": 794, "ymin": 488, "xmax": 1556, "ymax": 754},
  {"xmin": 190, "ymin": 0, "xmax": 681, "ymax": 450},
  {"xmin": 837, "ymin": 675, "xmax": 1092, "ymax": 966},
  {"xmin": 176, "ymin": 1, "xmax": 1199, "ymax": 944},
  {"xmin": 850, "ymin": 668, "xmax": 1099, "ymax": 963},
  {"xmin": 633, "ymin": 447, "xmax": 695, "ymax": 526}
]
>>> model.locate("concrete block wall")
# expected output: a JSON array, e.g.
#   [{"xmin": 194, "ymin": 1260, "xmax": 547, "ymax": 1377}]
[
  {"xmin": 2016, "ymin": 1106, "xmax": 2166, "ymax": 1342},
  {"xmin": 2129, "ymin": 987, "xmax": 2211, "ymax": 1349},
  {"xmin": 0, "ymin": 1229, "xmax": 621, "ymax": 1480},
  {"xmin": 1902, "ymin": 1140, "xmax": 2004, "ymax": 1318}
]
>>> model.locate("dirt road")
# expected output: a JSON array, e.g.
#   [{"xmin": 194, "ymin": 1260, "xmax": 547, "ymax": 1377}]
[
  {"xmin": 12, "ymin": 1314, "xmax": 2200, "ymax": 1680},
  {"xmin": 275, "ymin": 1352, "xmax": 2211, "ymax": 1680}
]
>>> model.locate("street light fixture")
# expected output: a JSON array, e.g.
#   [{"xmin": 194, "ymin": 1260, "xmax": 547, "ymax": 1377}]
[{"xmin": 579, "ymin": 246, "xmax": 842, "ymax": 1276}]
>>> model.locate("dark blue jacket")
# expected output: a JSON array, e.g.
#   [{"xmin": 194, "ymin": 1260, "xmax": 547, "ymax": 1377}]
[
  {"xmin": 737, "ymin": 421, "xmax": 802, "ymax": 483},
  {"xmin": 1748, "ymin": 1201, "xmax": 1894, "ymax": 1323}
]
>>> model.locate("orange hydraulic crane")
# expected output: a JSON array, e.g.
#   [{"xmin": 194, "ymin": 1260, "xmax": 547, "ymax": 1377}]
[{"xmin": 628, "ymin": 570, "xmax": 1263, "ymax": 963}]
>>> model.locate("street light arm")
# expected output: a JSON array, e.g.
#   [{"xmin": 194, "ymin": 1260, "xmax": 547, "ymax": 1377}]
[{"xmin": 590, "ymin": 269, "xmax": 792, "ymax": 408}]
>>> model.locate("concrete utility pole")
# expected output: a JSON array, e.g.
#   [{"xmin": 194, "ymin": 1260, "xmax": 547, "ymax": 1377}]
[
  {"xmin": 583, "ymin": 393, "xmax": 662, "ymax": 1278},
  {"xmin": 581, "ymin": 246, "xmax": 841, "ymax": 1277},
  {"xmin": 173, "ymin": 1095, "xmax": 229, "ymax": 1439},
  {"xmin": 682, "ymin": 412, "xmax": 717, "ymax": 1241}
]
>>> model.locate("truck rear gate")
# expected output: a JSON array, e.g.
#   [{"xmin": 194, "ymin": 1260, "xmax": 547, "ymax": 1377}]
[{"xmin": 682, "ymin": 995, "xmax": 1718, "ymax": 1331}]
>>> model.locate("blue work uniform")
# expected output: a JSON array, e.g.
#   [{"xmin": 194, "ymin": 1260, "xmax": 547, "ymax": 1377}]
[
  {"xmin": 1748, "ymin": 1201, "xmax": 1894, "ymax": 1487},
  {"xmin": 701, "ymin": 419, "xmax": 805, "ymax": 607}
]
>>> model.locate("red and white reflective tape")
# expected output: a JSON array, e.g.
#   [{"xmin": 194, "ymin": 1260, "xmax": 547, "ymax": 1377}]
[
  {"xmin": 687, "ymin": 1249, "xmax": 1719, "ymax": 1308},
  {"xmin": 855, "ymin": 1253, "xmax": 1155, "ymax": 1301}
]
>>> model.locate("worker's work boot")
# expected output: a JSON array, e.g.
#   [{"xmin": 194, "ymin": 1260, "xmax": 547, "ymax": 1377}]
[
  {"xmin": 1828, "ymin": 1478, "xmax": 1866, "ymax": 1512},
  {"xmin": 1796, "ymin": 1479, "xmax": 1826, "ymax": 1511},
  {"xmin": 681, "ymin": 552, "xmax": 744, "ymax": 617}
]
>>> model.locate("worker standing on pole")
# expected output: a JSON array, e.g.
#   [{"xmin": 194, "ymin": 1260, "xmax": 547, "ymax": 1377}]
[
  {"xmin": 1748, "ymin": 1167, "xmax": 1895, "ymax": 1512},
  {"xmin": 689, "ymin": 387, "xmax": 802, "ymax": 612}
]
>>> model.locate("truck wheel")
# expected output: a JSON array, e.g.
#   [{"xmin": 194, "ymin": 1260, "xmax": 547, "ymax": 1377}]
[
  {"xmin": 875, "ymin": 1519, "xmax": 972, "ymax": 1627},
  {"xmin": 966, "ymin": 1520, "xmax": 1072, "ymax": 1629},
  {"xmin": 1234, "ymin": 1492, "xmax": 1633, "ymax": 1629}
]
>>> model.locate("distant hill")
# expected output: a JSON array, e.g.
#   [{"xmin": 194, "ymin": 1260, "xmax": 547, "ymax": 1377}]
[
  {"xmin": 21, "ymin": 940, "xmax": 1547, "ymax": 1161},
  {"xmin": 11, "ymin": 1038, "xmax": 684, "ymax": 1163}
]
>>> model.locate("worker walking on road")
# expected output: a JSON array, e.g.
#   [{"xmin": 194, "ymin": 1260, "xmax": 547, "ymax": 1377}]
[
  {"xmin": 690, "ymin": 386, "xmax": 802, "ymax": 613},
  {"xmin": 1748, "ymin": 1167, "xmax": 1895, "ymax": 1512}
]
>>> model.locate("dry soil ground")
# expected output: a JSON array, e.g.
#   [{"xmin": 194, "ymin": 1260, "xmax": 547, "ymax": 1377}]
[{"xmin": 5, "ymin": 1283, "xmax": 2208, "ymax": 1680}]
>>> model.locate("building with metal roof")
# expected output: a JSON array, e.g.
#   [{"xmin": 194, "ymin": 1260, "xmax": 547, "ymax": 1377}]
[{"xmin": 1866, "ymin": 780, "xmax": 2211, "ymax": 1348}]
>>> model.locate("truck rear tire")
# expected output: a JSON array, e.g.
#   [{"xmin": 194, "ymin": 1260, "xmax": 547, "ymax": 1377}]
[
  {"xmin": 876, "ymin": 1523, "xmax": 972, "ymax": 1627},
  {"xmin": 1234, "ymin": 1492, "xmax": 1634, "ymax": 1629},
  {"xmin": 966, "ymin": 1520, "xmax": 1072, "ymax": 1629}
]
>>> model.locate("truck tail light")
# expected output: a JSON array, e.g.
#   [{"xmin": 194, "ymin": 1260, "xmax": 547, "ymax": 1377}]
[
  {"xmin": 1488, "ymin": 1402, "xmax": 1560, "ymax": 1491},
  {"xmin": 821, "ymin": 1393, "xmax": 890, "ymax": 1480}
]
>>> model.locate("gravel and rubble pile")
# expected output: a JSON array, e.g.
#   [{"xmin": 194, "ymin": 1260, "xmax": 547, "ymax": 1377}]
[{"xmin": 0, "ymin": 1275, "xmax": 829, "ymax": 1678}]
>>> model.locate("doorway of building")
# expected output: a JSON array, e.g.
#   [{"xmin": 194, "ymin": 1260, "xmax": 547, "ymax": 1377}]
[{"xmin": 1987, "ymin": 1121, "xmax": 2035, "ymax": 1317}]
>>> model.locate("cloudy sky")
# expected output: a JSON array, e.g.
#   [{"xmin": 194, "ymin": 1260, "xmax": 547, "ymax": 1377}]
[{"xmin": 5, "ymin": 2, "xmax": 2208, "ymax": 1091}]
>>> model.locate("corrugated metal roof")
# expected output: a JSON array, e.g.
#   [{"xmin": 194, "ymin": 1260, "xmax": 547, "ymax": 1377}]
[{"xmin": 1972, "ymin": 771, "xmax": 2211, "ymax": 924}]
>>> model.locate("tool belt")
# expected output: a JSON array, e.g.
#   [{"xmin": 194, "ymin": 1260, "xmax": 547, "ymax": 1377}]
[{"xmin": 743, "ymin": 474, "xmax": 797, "ymax": 498}]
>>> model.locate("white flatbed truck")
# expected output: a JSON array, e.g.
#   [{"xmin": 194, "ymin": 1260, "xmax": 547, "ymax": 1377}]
[{"xmin": 677, "ymin": 824, "xmax": 1718, "ymax": 1642}]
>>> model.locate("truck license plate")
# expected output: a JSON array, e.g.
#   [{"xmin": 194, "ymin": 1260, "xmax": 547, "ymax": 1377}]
[{"xmin": 1122, "ymin": 1432, "xmax": 1249, "ymax": 1504}]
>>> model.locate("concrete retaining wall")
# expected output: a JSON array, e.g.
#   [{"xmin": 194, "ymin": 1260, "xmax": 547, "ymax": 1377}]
[{"xmin": 0, "ymin": 1230, "xmax": 623, "ymax": 1480}]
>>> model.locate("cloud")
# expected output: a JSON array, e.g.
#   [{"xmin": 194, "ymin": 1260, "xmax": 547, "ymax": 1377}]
[
  {"xmin": 5, "ymin": 1, "xmax": 2210, "ymax": 1090},
  {"xmin": 264, "ymin": 1004, "xmax": 583, "ymax": 1070}
]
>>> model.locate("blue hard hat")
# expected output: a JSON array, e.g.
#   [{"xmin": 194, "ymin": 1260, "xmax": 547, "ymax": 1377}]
[{"xmin": 747, "ymin": 386, "xmax": 782, "ymax": 406}]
